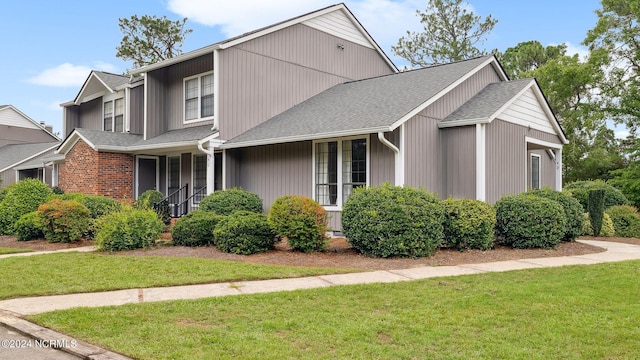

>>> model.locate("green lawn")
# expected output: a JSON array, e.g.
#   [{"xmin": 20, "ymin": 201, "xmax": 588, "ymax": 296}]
[
  {"xmin": 31, "ymin": 260, "xmax": 640, "ymax": 360},
  {"xmin": 0, "ymin": 247, "xmax": 32, "ymax": 255},
  {"xmin": 0, "ymin": 252, "xmax": 354, "ymax": 300}
]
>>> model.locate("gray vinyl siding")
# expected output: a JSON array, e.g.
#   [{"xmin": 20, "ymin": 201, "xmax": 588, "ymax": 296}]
[
  {"xmin": 129, "ymin": 85, "xmax": 144, "ymax": 135},
  {"xmin": 0, "ymin": 125, "xmax": 57, "ymax": 147},
  {"xmin": 145, "ymin": 54, "xmax": 215, "ymax": 138},
  {"xmin": 218, "ymin": 24, "xmax": 395, "ymax": 140},
  {"xmin": 403, "ymin": 63, "xmax": 502, "ymax": 196},
  {"xmin": 442, "ymin": 126, "xmax": 476, "ymax": 199},
  {"xmin": 231, "ymin": 141, "xmax": 312, "ymax": 211},
  {"xmin": 0, "ymin": 170, "xmax": 14, "ymax": 187},
  {"xmin": 485, "ymin": 119, "xmax": 562, "ymax": 203},
  {"xmin": 63, "ymin": 98, "xmax": 102, "ymax": 137},
  {"xmin": 370, "ymin": 130, "xmax": 398, "ymax": 186}
]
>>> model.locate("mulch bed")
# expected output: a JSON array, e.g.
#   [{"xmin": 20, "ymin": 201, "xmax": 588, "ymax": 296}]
[{"xmin": 3, "ymin": 234, "xmax": 634, "ymax": 271}]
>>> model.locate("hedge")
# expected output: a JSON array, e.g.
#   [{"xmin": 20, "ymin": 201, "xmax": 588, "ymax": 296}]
[
  {"xmin": 583, "ymin": 213, "xmax": 615, "ymax": 237},
  {"xmin": 564, "ymin": 180, "xmax": 629, "ymax": 211},
  {"xmin": 441, "ymin": 198, "xmax": 496, "ymax": 251},
  {"xmin": 95, "ymin": 207, "xmax": 164, "ymax": 251},
  {"xmin": 495, "ymin": 194, "xmax": 566, "ymax": 249},
  {"xmin": 13, "ymin": 211, "xmax": 43, "ymax": 241},
  {"xmin": 200, "ymin": 188, "xmax": 263, "ymax": 215},
  {"xmin": 605, "ymin": 205, "xmax": 640, "ymax": 238},
  {"xmin": 528, "ymin": 188, "xmax": 584, "ymax": 241},
  {"xmin": 171, "ymin": 211, "xmax": 224, "ymax": 247},
  {"xmin": 268, "ymin": 195, "xmax": 328, "ymax": 252},
  {"xmin": 213, "ymin": 211, "xmax": 276, "ymax": 255},
  {"xmin": 341, "ymin": 184, "xmax": 444, "ymax": 258},
  {"xmin": 0, "ymin": 179, "xmax": 52, "ymax": 235},
  {"xmin": 36, "ymin": 199, "xmax": 91, "ymax": 243}
]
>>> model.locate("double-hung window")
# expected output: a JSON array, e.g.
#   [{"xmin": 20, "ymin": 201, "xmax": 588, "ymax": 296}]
[
  {"xmin": 314, "ymin": 137, "xmax": 367, "ymax": 208},
  {"xmin": 103, "ymin": 98, "xmax": 124, "ymax": 132},
  {"xmin": 184, "ymin": 72, "xmax": 214, "ymax": 123}
]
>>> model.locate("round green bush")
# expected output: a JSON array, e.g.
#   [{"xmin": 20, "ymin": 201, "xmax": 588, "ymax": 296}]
[
  {"xmin": 171, "ymin": 211, "xmax": 224, "ymax": 246},
  {"xmin": 49, "ymin": 193, "xmax": 122, "ymax": 239},
  {"xmin": 213, "ymin": 211, "xmax": 276, "ymax": 255},
  {"xmin": 495, "ymin": 194, "xmax": 566, "ymax": 249},
  {"xmin": 528, "ymin": 188, "xmax": 584, "ymax": 241},
  {"xmin": 341, "ymin": 184, "xmax": 444, "ymax": 258},
  {"xmin": 94, "ymin": 207, "xmax": 164, "ymax": 251},
  {"xmin": 269, "ymin": 195, "xmax": 328, "ymax": 253},
  {"xmin": 564, "ymin": 180, "xmax": 629, "ymax": 211},
  {"xmin": 0, "ymin": 179, "xmax": 52, "ymax": 235},
  {"xmin": 605, "ymin": 205, "xmax": 640, "ymax": 238},
  {"xmin": 441, "ymin": 198, "xmax": 496, "ymax": 250},
  {"xmin": 36, "ymin": 199, "xmax": 91, "ymax": 243},
  {"xmin": 200, "ymin": 188, "xmax": 263, "ymax": 215},
  {"xmin": 13, "ymin": 211, "xmax": 43, "ymax": 241},
  {"xmin": 583, "ymin": 213, "xmax": 615, "ymax": 237},
  {"xmin": 135, "ymin": 189, "xmax": 170, "ymax": 225}
]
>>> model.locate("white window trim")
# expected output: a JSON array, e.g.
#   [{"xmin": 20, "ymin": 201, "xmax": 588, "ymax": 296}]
[
  {"xmin": 102, "ymin": 93, "xmax": 125, "ymax": 133},
  {"xmin": 183, "ymin": 71, "xmax": 214, "ymax": 124},
  {"xmin": 530, "ymin": 153, "xmax": 541, "ymax": 190},
  {"xmin": 166, "ymin": 155, "xmax": 182, "ymax": 196},
  {"xmin": 312, "ymin": 135, "xmax": 370, "ymax": 211}
]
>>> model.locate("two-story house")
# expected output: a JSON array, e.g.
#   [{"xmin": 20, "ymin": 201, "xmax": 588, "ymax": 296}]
[
  {"xmin": 0, "ymin": 105, "xmax": 60, "ymax": 187},
  {"xmin": 55, "ymin": 3, "xmax": 566, "ymax": 230}
]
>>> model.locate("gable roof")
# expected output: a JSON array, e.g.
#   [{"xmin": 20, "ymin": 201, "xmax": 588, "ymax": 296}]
[
  {"xmin": 130, "ymin": 3, "xmax": 397, "ymax": 75},
  {"xmin": 0, "ymin": 142, "xmax": 60, "ymax": 173},
  {"xmin": 220, "ymin": 55, "xmax": 503, "ymax": 149},
  {"xmin": 0, "ymin": 105, "xmax": 59, "ymax": 140},
  {"xmin": 56, "ymin": 125, "xmax": 216, "ymax": 154},
  {"xmin": 440, "ymin": 78, "xmax": 568, "ymax": 143},
  {"xmin": 72, "ymin": 71, "xmax": 131, "ymax": 105}
]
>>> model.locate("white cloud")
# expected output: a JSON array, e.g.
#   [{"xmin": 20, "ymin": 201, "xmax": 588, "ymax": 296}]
[
  {"xmin": 168, "ymin": 0, "xmax": 332, "ymax": 37},
  {"xmin": 27, "ymin": 62, "xmax": 121, "ymax": 87},
  {"xmin": 563, "ymin": 42, "xmax": 590, "ymax": 62}
]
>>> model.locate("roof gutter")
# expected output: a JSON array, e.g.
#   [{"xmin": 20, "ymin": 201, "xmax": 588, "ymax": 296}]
[{"xmin": 378, "ymin": 130, "xmax": 404, "ymax": 186}]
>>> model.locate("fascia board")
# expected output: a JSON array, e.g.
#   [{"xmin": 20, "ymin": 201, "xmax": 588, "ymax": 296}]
[
  {"xmin": 438, "ymin": 118, "xmax": 491, "ymax": 128},
  {"xmin": 219, "ymin": 126, "xmax": 389, "ymax": 149},
  {"xmin": 129, "ymin": 45, "xmax": 219, "ymax": 75}
]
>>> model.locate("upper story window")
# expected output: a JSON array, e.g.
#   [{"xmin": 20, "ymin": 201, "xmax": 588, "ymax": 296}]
[
  {"xmin": 314, "ymin": 137, "xmax": 368, "ymax": 208},
  {"xmin": 184, "ymin": 72, "xmax": 214, "ymax": 123},
  {"xmin": 103, "ymin": 98, "xmax": 124, "ymax": 132}
]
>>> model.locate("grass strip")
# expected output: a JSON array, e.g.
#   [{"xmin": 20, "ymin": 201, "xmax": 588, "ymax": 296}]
[
  {"xmin": 0, "ymin": 247, "xmax": 32, "ymax": 255},
  {"xmin": 0, "ymin": 252, "xmax": 354, "ymax": 300},
  {"xmin": 31, "ymin": 260, "xmax": 640, "ymax": 360}
]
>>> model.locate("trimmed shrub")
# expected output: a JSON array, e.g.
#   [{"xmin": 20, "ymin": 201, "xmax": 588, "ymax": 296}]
[
  {"xmin": 13, "ymin": 211, "xmax": 43, "ymax": 241},
  {"xmin": 36, "ymin": 199, "xmax": 91, "ymax": 243},
  {"xmin": 135, "ymin": 190, "xmax": 170, "ymax": 225},
  {"xmin": 341, "ymin": 184, "xmax": 444, "ymax": 258},
  {"xmin": 0, "ymin": 179, "xmax": 53, "ymax": 235},
  {"xmin": 583, "ymin": 213, "xmax": 615, "ymax": 237},
  {"xmin": 588, "ymin": 189, "xmax": 605, "ymax": 236},
  {"xmin": 171, "ymin": 211, "xmax": 224, "ymax": 246},
  {"xmin": 200, "ymin": 188, "xmax": 263, "ymax": 216},
  {"xmin": 49, "ymin": 193, "xmax": 122, "ymax": 239},
  {"xmin": 213, "ymin": 211, "xmax": 276, "ymax": 255},
  {"xmin": 564, "ymin": 180, "xmax": 629, "ymax": 211},
  {"xmin": 441, "ymin": 198, "xmax": 496, "ymax": 251},
  {"xmin": 269, "ymin": 195, "xmax": 328, "ymax": 253},
  {"xmin": 605, "ymin": 205, "xmax": 640, "ymax": 238},
  {"xmin": 528, "ymin": 188, "xmax": 584, "ymax": 242},
  {"xmin": 495, "ymin": 194, "xmax": 566, "ymax": 249},
  {"xmin": 94, "ymin": 207, "xmax": 164, "ymax": 251}
]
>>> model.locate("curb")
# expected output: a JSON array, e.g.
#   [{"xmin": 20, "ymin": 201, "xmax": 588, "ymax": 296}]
[{"xmin": 0, "ymin": 310, "xmax": 131, "ymax": 360}]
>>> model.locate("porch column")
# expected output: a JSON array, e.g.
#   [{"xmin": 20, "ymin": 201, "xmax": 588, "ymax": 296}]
[
  {"xmin": 555, "ymin": 147, "xmax": 563, "ymax": 191},
  {"xmin": 206, "ymin": 144, "xmax": 215, "ymax": 195},
  {"xmin": 475, "ymin": 123, "xmax": 486, "ymax": 201}
]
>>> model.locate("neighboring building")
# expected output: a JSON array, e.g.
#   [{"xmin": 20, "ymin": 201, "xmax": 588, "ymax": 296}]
[
  {"xmin": 54, "ymin": 3, "xmax": 566, "ymax": 230},
  {"xmin": 0, "ymin": 105, "xmax": 60, "ymax": 187}
]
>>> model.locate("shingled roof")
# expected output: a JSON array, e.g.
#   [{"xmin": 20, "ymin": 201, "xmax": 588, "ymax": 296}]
[
  {"xmin": 0, "ymin": 142, "xmax": 60, "ymax": 172},
  {"xmin": 221, "ymin": 55, "xmax": 498, "ymax": 149}
]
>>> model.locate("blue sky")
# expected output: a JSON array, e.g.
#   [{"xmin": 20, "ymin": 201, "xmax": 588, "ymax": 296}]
[{"xmin": 0, "ymin": 0, "xmax": 604, "ymax": 137}]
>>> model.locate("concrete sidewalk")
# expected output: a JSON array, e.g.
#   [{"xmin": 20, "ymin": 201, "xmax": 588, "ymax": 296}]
[{"xmin": 1, "ymin": 239, "xmax": 640, "ymax": 360}]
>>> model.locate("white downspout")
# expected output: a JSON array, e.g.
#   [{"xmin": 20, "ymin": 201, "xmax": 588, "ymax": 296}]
[{"xmin": 378, "ymin": 129, "xmax": 404, "ymax": 186}]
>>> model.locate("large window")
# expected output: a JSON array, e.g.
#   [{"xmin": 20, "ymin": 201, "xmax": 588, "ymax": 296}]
[
  {"xmin": 185, "ymin": 72, "xmax": 214, "ymax": 122},
  {"xmin": 531, "ymin": 153, "xmax": 541, "ymax": 190},
  {"xmin": 103, "ymin": 98, "xmax": 124, "ymax": 132},
  {"xmin": 315, "ymin": 138, "xmax": 367, "ymax": 207}
]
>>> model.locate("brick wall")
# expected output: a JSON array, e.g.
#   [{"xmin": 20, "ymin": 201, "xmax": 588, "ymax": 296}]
[{"xmin": 58, "ymin": 139, "xmax": 134, "ymax": 200}]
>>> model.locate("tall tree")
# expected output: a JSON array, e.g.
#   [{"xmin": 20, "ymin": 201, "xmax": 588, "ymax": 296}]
[
  {"xmin": 116, "ymin": 15, "xmax": 193, "ymax": 69},
  {"xmin": 392, "ymin": 0, "xmax": 497, "ymax": 67}
]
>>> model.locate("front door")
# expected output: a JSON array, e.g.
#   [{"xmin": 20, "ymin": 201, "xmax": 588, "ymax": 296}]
[{"xmin": 137, "ymin": 156, "xmax": 159, "ymax": 198}]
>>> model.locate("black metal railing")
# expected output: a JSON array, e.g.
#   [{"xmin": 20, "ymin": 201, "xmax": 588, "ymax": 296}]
[
  {"xmin": 155, "ymin": 184, "xmax": 208, "ymax": 218},
  {"xmin": 175, "ymin": 185, "xmax": 207, "ymax": 217}
]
